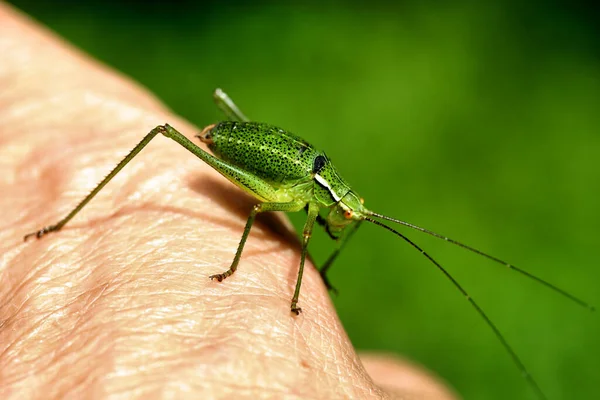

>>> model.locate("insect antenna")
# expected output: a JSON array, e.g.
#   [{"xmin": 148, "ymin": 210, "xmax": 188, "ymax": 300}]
[
  {"xmin": 367, "ymin": 212, "xmax": 595, "ymax": 311},
  {"xmin": 364, "ymin": 217, "xmax": 547, "ymax": 400}
]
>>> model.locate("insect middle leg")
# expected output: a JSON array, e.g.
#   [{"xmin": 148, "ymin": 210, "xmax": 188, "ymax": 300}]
[
  {"xmin": 290, "ymin": 202, "xmax": 319, "ymax": 314},
  {"xmin": 211, "ymin": 200, "xmax": 318, "ymax": 314},
  {"xmin": 311, "ymin": 214, "xmax": 362, "ymax": 295},
  {"xmin": 210, "ymin": 200, "xmax": 305, "ymax": 282}
]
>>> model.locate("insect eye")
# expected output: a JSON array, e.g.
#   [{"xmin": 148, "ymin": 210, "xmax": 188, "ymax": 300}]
[{"xmin": 344, "ymin": 210, "xmax": 353, "ymax": 219}]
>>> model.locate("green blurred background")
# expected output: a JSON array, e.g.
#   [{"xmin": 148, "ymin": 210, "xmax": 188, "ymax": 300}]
[{"xmin": 8, "ymin": 1, "xmax": 599, "ymax": 398}]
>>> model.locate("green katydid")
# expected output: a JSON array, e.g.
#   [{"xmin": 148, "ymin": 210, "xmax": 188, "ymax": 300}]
[{"xmin": 25, "ymin": 88, "xmax": 593, "ymax": 399}]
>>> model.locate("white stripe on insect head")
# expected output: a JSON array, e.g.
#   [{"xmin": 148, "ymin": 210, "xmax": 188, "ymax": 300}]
[{"xmin": 315, "ymin": 174, "xmax": 342, "ymax": 202}]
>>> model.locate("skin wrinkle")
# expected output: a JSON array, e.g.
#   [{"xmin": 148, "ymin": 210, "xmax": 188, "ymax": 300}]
[
  {"xmin": 2, "ymin": 258, "xmax": 49, "ymax": 312},
  {"xmin": 6, "ymin": 316, "xmax": 80, "ymax": 388},
  {"xmin": 46, "ymin": 335, "xmax": 101, "ymax": 392},
  {"xmin": 3, "ymin": 294, "xmax": 70, "ymax": 364},
  {"xmin": 57, "ymin": 371, "xmax": 101, "ymax": 400},
  {"xmin": 291, "ymin": 324, "xmax": 346, "ymax": 396}
]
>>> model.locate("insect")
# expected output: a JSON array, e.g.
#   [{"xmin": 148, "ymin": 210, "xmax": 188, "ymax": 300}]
[{"xmin": 25, "ymin": 88, "xmax": 593, "ymax": 399}]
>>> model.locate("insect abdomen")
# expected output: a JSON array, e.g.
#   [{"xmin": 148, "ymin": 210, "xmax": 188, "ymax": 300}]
[{"xmin": 200, "ymin": 122, "xmax": 319, "ymax": 185}]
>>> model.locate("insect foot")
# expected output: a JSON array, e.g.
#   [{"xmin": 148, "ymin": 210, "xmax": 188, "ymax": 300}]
[
  {"xmin": 290, "ymin": 303, "xmax": 302, "ymax": 316},
  {"xmin": 209, "ymin": 270, "xmax": 233, "ymax": 282},
  {"xmin": 23, "ymin": 225, "xmax": 58, "ymax": 241}
]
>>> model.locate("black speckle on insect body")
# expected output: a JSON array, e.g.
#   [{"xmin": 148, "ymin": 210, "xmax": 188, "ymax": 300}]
[{"xmin": 205, "ymin": 121, "xmax": 320, "ymax": 185}]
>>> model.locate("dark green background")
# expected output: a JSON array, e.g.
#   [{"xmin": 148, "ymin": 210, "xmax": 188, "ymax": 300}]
[{"xmin": 9, "ymin": 1, "xmax": 599, "ymax": 399}]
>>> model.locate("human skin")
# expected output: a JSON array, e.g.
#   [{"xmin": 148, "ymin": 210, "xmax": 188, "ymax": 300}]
[{"xmin": 0, "ymin": 3, "xmax": 456, "ymax": 399}]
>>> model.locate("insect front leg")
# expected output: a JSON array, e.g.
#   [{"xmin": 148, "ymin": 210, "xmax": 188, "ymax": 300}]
[{"xmin": 318, "ymin": 221, "xmax": 362, "ymax": 295}]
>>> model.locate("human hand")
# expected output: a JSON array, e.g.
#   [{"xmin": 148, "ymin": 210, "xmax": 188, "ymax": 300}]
[{"xmin": 0, "ymin": 4, "xmax": 456, "ymax": 399}]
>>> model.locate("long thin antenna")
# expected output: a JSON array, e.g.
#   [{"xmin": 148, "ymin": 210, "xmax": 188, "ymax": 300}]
[
  {"xmin": 368, "ymin": 212, "xmax": 595, "ymax": 311},
  {"xmin": 365, "ymin": 217, "xmax": 547, "ymax": 400}
]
